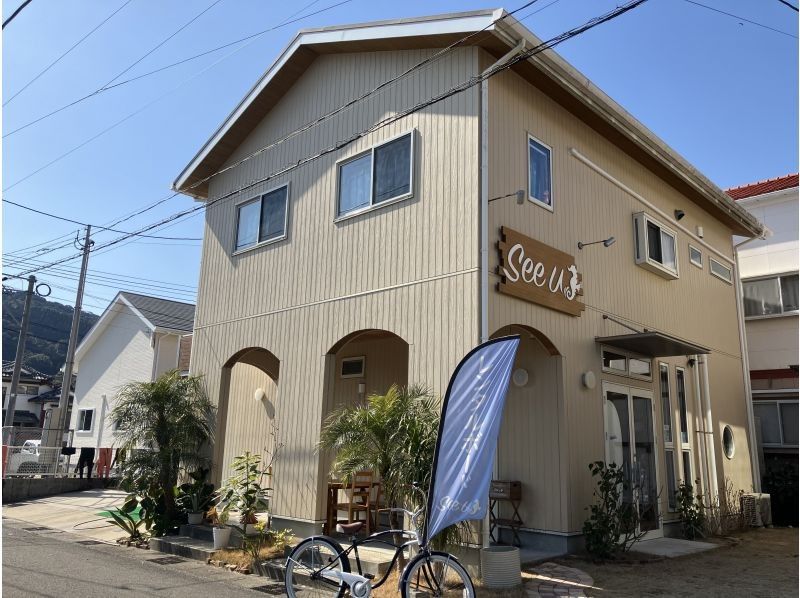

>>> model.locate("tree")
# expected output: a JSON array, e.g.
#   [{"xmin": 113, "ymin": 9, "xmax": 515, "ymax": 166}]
[
  {"xmin": 319, "ymin": 384, "xmax": 439, "ymax": 527},
  {"xmin": 110, "ymin": 370, "xmax": 214, "ymax": 528}
]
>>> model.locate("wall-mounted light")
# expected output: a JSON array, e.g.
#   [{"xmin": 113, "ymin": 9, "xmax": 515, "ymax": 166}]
[
  {"xmin": 582, "ymin": 371, "xmax": 597, "ymax": 389},
  {"xmin": 254, "ymin": 388, "xmax": 266, "ymax": 402},
  {"xmin": 488, "ymin": 190, "xmax": 525, "ymax": 205},
  {"xmin": 512, "ymin": 368, "xmax": 529, "ymax": 387},
  {"xmin": 578, "ymin": 237, "xmax": 616, "ymax": 250},
  {"xmin": 674, "ymin": 209, "xmax": 686, "ymax": 221}
]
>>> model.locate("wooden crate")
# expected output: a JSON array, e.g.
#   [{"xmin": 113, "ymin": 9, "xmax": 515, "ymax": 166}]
[{"xmin": 489, "ymin": 480, "xmax": 521, "ymax": 500}]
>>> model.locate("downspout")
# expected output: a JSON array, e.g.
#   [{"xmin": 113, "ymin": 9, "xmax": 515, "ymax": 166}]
[
  {"xmin": 733, "ymin": 234, "xmax": 767, "ymax": 492},
  {"xmin": 698, "ymin": 354, "xmax": 719, "ymax": 503},
  {"xmin": 480, "ymin": 38, "xmax": 525, "ymax": 551}
]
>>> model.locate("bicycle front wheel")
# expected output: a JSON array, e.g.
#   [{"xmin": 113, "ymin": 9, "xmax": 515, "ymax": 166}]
[
  {"xmin": 400, "ymin": 550, "xmax": 476, "ymax": 597},
  {"xmin": 285, "ymin": 536, "xmax": 350, "ymax": 598}
]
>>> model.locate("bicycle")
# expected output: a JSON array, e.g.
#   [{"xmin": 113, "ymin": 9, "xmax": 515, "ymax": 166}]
[{"xmin": 284, "ymin": 484, "xmax": 475, "ymax": 597}]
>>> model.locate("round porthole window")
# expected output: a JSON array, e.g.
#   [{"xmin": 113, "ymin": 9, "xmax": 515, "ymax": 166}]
[{"xmin": 722, "ymin": 425, "xmax": 735, "ymax": 459}]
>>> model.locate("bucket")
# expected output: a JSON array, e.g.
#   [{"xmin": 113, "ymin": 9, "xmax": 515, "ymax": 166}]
[
  {"xmin": 212, "ymin": 526, "xmax": 232, "ymax": 550},
  {"xmin": 187, "ymin": 512, "xmax": 203, "ymax": 525},
  {"xmin": 480, "ymin": 546, "xmax": 521, "ymax": 589}
]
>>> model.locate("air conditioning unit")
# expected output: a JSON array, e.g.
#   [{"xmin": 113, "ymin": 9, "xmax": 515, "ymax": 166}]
[{"xmin": 741, "ymin": 493, "xmax": 772, "ymax": 527}]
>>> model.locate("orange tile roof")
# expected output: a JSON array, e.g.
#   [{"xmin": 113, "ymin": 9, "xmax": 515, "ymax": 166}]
[{"xmin": 726, "ymin": 173, "xmax": 799, "ymax": 200}]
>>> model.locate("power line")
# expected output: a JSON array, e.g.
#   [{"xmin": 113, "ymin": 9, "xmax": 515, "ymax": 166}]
[
  {"xmin": 2, "ymin": 198, "xmax": 202, "ymax": 240},
  {"xmin": 3, "ymin": 0, "xmax": 134, "ymax": 106},
  {"xmin": 7, "ymin": 0, "xmax": 648, "ymax": 279},
  {"xmin": 3, "ymin": 0, "xmax": 354, "ymax": 139},
  {"xmin": 2, "ymin": 0, "xmax": 34, "ymax": 29},
  {"xmin": 776, "ymin": 0, "xmax": 799, "ymax": 12},
  {"xmin": 682, "ymin": 0, "xmax": 798, "ymax": 38}
]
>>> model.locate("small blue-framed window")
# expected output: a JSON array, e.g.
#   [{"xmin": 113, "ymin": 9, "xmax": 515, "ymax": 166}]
[{"xmin": 528, "ymin": 134, "xmax": 553, "ymax": 211}]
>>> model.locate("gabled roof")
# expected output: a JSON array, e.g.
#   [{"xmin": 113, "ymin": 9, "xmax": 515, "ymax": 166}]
[
  {"xmin": 75, "ymin": 292, "xmax": 195, "ymax": 363},
  {"xmin": 1, "ymin": 361, "xmax": 52, "ymax": 382},
  {"xmin": 726, "ymin": 174, "xmax": 799, "ymax": 200},
  {"xmin": 172, "ymin": 8, "xmax": 763, "ymax": 237}
]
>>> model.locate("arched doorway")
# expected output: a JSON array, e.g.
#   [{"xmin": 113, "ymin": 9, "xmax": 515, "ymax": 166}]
[
  {"xmin": 216, "ymin": 347, "xmax": 280, "ymax": 483},
  {"xmin": 490, "ymin": 324, "xmax": 563, "ymax": 534}
]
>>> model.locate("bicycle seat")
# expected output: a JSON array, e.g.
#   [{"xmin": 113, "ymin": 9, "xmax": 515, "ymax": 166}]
[{"xmin": 336, "ymin": 521, "xmax": 364, "ymax": 535}]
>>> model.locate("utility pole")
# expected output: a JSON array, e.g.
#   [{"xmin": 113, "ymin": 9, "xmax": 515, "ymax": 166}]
[
  {"xmin": 2, "ymin": 275, "xmax": 37, "ymax": 444},
  {"xmin": 42, "ymin": 226, "xmax": 93, "ymax": 465}
]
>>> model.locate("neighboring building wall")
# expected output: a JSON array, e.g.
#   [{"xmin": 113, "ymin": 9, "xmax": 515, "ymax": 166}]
[
  {"xmin": 70, "ymin": 304, "xmax": 154, "ymax": 449},
  {"xmin": 154, "ymin": 333, "xmax": 180, "ymax": 378},
  {"xmin": 191, "ymin": 48, "xmax": 481, "ymax": 528},
  {"xmin": 486, "ymin": 61, "xmax": 753, "ymax": 533}
]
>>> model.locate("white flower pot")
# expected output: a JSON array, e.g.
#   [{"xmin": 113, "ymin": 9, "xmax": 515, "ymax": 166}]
[
  {"xmin": 187, "ymin": 512, "xmax": 203, "ymax": 525},
  {"xmin": 480, "ymin": 546, "xmax": 521, "ymax": 589},
  {"xmin": 213, "ymin": 526, "xmax": 231, "ymax": 549},
  {"xmin": 244, "ymin": 523, "xmax": 259, "ymax": 535}
]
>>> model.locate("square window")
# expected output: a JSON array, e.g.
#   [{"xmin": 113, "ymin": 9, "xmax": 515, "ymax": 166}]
[
  {"xmin": 234, "ymin": 186, "xmax": 289, "ymax": 253},
  {"xmin": 633, "ymin": 213, "xmax": 679, "ymax": 279},
  {"xmin": 689, "ymin": 245, "xmax": 702, "ymax": 268},
  {"xmin": 780, "ymin": 274, "xmax": 798, "ymax": 312},
  {"xmin": 528, "ymin": 136, "xmax": 552, "ymax": 209},
  {"xmin": 629, "ymin": 358, "xmax": 652, "ymax": 379},
  {"xmin": 77, "ymin": 409, "xmax": 94, "ymax": 432},
  {"xmin": 754, "ymin": 403, "xmax": 782, "ymax": 444},
  {"xmin": 259, "ymin": 187, "xmax": 288, "ymax": 243},
  {"xmin": 602, "ymin": 349, "xmax": 627, "ymax": 373},
  {"xmin": 744, "ymin": 278, "xmax": 782, "ymax": 317},
  {"xmin": 337, "ymin": 132, "xmax": 413, "ymax": 217},
  {"xmin": 709, "ymin": 258, "xmax": 732, "ymax": 283}
]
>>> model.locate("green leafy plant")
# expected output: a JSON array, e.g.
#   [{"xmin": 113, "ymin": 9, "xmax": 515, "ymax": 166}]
[
  {"xmin": 582, "ymin": 461, "xmax": 645, "ymax": 559},
  {"xmin": 110, "ymin": 371, "xmax": 215, "ymax": 534},
  {"xmin": 216, "ymin": 452, "xmax": 272, "ymax": 526},
  {"xmin": 676, "ymin": 481, "xmax": 706, "ymax": 539},
  {"xmin": 177, "ymin": 467, "xmax": 214, "ymax": 515},
  {"xmin": 107, "ymin": 494, "xmax": 148, "ymax": 540},
  {"xmin": 241, "ymin": 521, "xmax": 293, "ymax": 561}
]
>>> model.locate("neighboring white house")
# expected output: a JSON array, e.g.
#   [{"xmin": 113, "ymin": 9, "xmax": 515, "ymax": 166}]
[
  {"xmin": 729, "ymin": 174, "xmax": 799, "ymax": 477},
  {"xmin": 69, "ymin": 292, "xmax": 195, "ymax": 449},
  {"xmin": 2, "ymin": 361, "xmax": 53, "ymax": 425}
]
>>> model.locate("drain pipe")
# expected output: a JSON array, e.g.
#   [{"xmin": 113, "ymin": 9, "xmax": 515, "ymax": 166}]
[
  {"xmin": 698, "ymin": 354, "xmax": 719, "ymax": 504},
  {"xmin": 480, "ymin": 38, "xmax": 526, "ymax": 344},
  {"xmin": 480, "ymin": 38, "xmax": 526, "ymax": 553},
  {"xmin": 733, "ymin": 234, "xmax": 766, "ymax": 492}
]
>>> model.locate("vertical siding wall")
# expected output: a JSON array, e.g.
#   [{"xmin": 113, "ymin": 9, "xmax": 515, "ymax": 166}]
[
  {"xmin": 191, "ymin": 48, "xmax": 481, "ymax": 524},
  {"xmin": 71, "ymin": 305, "xmax": 154, "ymax": 449},
  {"xmin": 486, "ymin": 60, "xmax": 753, "ymax": 532}
]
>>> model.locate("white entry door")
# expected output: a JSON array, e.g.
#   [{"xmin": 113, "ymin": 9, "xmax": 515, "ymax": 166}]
[{"xmin": 603, "ymin": 382, "xmax": 662, "ymax": 540}]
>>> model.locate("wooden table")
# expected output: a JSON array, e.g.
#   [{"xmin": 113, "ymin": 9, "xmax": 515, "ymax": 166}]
[{"xmin": 324, "ymin": 480, "xmax": 380, "ymax": 535}]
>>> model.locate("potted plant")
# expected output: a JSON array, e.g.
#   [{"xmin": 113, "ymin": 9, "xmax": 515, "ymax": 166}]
[
  {"xmin": 177, "ymin": 468, "xmax": 214, "ymax": 525},
  {"xmin": 208, "ymin": 506, "xmax": 232, "ymax": 549},
  {"xmin": 216, "ymin": 452, "xmax": 271, "ymax": 535}
]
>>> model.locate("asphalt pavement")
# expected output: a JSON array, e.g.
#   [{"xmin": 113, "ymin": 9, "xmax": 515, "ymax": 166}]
[{"xmin": 2, "ymin": 517, "xmax": 282, "ymax": 597}]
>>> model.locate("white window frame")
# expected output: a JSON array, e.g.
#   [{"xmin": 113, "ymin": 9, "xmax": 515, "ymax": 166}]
[
  {"xmin": 527, "ymin": 133, "xmax": 554, "ymax": 212},
  {"xmin": 335, "ymin": 130, "xmax": 415, "ymax": 221},
  {"xmin": 659, "ymin": 362, "xmax": 678, "ymax": 512},
  {"xmin": 754, "ymin": 400, "xmax": 799, "ymax": 448},
  {"xmin": 689, "ymin": 244, "xmax": 703, "ymax": 269},
  {"xmin": 600, "ymin": 346, "xmax": 653, "ymax": 382},
  {"xmin": 633, "ymin": 212, "xmax": 680, "ymax": 280},
  {"xmin": 742, "ymin": 272, "xmax": 800, "ymax": 319},
  {"xmin": 232, "ymin": 183, "xmax": 290, "ymax": 255},
  {"xmin": 77, "ymin": 408, "xmax": 95, "ymax": 433},
  {"xmin": 340, "ymin": 356, "xmax": 365, "ymax": 379},
  {"xmin": 676, "ymin": 367, "xmax": 691, "ymax": 448},
  {"xmin": 709, "ymin": 257, "xmax": 732, "ymax": 284}
]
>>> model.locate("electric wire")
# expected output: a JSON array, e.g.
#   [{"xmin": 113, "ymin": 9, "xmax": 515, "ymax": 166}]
[
  {"xmin": 8, "ymin": 0, "xmax": 648, "ymax": 279},
  {"xmin": 682, "ymin": 0, "xmax": 797, "ymax": 38},
  {"xmin": 2, "ymin": 0, "xmax": 33, "ymax": 29},
  {"xmin": 3, "ymin": 0, "xmax": 134, "ymax": 106},
  {"xmin": 776, "ymin": 0, "xmax": 799, "ymax": 12}
]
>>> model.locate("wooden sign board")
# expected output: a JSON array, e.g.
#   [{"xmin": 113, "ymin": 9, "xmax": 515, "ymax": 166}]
[{"xmin": 497, "ymin": 226, "xmax": 585, "ymax": 317}]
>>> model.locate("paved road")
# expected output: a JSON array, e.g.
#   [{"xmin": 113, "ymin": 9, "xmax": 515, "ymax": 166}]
[{"xmin": 2, "ymin": 518, "xmax": 281, "ymax": 597}]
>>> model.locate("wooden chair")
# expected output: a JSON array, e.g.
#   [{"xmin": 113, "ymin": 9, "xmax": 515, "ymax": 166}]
[
  {"xmin": 335, "ymin": 470, "xmax": 373, "ymax": 535},
  {"xmin": 370, "ymin": 481, "xmax": 389, "ymax": 531}
]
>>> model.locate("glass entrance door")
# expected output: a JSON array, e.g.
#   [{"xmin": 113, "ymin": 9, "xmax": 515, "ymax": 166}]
[{"xmin": 604, "ymin": 383, "xmax": 662, "ymax": 539}]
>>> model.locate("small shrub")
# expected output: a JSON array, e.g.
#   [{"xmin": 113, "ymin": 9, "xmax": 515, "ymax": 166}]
[
  {"xmin": 704, "ymin": 478, "xmax": 745, "ymax": 536},
  {"xmin": 676, "ymin": 482, "xmax": 705, "ymax": 539},
  {"xmin": 582, "ymin": 461, "xmax": 645, "ymax": 559}
]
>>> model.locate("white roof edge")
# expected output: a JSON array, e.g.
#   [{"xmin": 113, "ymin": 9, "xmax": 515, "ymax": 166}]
[
  {"xmin": 732, "ymin": 186, "xmax": 799, "ymax": 207},
  {"xmin": 171, "ymin": 9, "xmax": 502, "ymax": 195},
  {"xmin": 74, "ymin": 293, "xmax": 156, "ymax": 363}
]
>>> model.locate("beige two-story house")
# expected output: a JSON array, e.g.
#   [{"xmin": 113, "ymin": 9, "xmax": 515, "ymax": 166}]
[{"xmin": 174, "ymin": 9, "xmax": 763, "ymax": 551}]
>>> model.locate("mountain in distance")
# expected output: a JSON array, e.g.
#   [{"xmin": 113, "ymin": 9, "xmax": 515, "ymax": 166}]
[{"xmin": 2, "ymin": 288, "xmax": 100, "ymax": 376}]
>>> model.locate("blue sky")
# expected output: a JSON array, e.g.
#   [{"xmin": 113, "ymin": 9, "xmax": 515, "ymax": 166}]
[{"xmin": 2, "ymin": 0, "xmax": 797, "ymax": 314}]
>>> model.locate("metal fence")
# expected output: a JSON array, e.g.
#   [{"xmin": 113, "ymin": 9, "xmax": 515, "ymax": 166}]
[{"xmin": 2, "ymin": 426, "xmax": 75, "ymax": 478}]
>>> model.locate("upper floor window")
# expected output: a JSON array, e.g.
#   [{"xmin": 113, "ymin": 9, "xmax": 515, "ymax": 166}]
[
  {"xmin": 337, "ymin": 131, "xmax": 414, "ymax": 218},
  {"xmin": 754, "ymin": 400, "xmax": 798, "ymax": 447},
  {"xmin": 234, "ymin": 184, "xmax": 289, "ymax": 252},
  {"xmin": 77, "ymin": 409, "xmax": 94, "ymax": 432},
  {"xmin": 709, "ymin": 258, "xmax": 732, "ymax": 284},
  {"xmin": 689, "ymin": 245, "xmax": 703, "ymax": 269},
  {"xmin": 633, "ymin": 212, "xmax": 678, "ymax": 279},
  {"xmin": 527, "ymin": 134, "xmax": 553, "ymax": 210},
  {"xmin": 743, "ymin": 274, "xmax": 799, "ymax": 317}
]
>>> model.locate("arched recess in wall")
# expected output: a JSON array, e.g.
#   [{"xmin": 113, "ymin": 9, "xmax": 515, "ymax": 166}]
[
  {"xmin": 490, "ymin": 324, "xmax": 563, "ymax": 534},
  {"xmin": 215, "ymin": 347, "xmax": 280, "ymax": 483}
]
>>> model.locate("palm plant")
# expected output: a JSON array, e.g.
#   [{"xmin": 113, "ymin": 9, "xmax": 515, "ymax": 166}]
[
  {"xmin": 319, "ymin": 384, "xmax": 440, "ymax": 529},
  {"xmin": 110, "ymin": 370, "xmax": 215, "ymax": 527}
]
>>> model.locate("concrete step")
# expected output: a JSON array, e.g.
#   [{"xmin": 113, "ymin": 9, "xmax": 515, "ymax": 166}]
[
  {"xmin": 179, "ymin": 524, "xmax": 214, "ymax": 542},
  {"xmin": 150, "ymin": 535, "xmax": 216, "ymax": 561}
]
